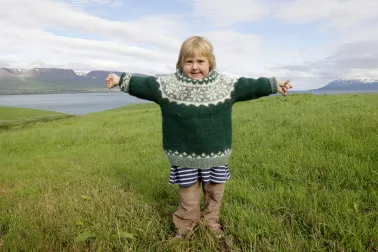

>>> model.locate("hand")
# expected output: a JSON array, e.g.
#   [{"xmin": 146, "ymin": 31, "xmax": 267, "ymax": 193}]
[
  {"xmin": 277, "ymin": 79, "xmax": 293, "ymax": 96},
  {"xmin": 105, "ymin": 73, "xmax": 120, "ymax": 89}
]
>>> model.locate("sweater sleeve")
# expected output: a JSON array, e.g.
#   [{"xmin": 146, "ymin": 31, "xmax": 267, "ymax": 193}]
[
  {"xmin": 232, "ymin": 77, "xmax": 278, "ymax": 102},
  {"xmin": 118, "ymin": 73, "xmax": 161, "ymax": 103}
]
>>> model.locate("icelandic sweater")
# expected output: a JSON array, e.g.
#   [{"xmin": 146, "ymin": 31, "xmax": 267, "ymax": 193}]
[{"xmin": 118, "ymin": 70, "xmax": 278, "ymax": 168}]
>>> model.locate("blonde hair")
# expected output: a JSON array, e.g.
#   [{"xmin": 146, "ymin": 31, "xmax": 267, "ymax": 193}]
[{"xmin": 176, "ymin": 36, "xmax": 216, "ymax": 71}]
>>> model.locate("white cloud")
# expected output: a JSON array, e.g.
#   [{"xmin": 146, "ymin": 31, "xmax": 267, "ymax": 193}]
[
  {"xmin": 193, "ymin": 0, "xmax": 270, "ymax": 26},
  {"xmin": 203, "ymin": 31, "xmax": 262, "ymax": 71},
  {"xmin": 0, "ymin": 60, "xmax": 10, "ymax": 67},
  {"xmin": 0, "ymin": 26, "xmax": 177, "ymax": 72},
  {"xmin": 276, "ymin": 0, "xmax": 378, "ymax": 42},
  {"xmin": 271, "ymin": 0, "xmax": 378, "ymax": 87},
  {"xmin": 0, "ymin": 0, "xmax": 181, "ymax": 50},
  {"xmin": 277, "ymin": 40, "xmax": 378, "ymax": 80},
  {"xmin": 277, "ymin": 0, "xmax": 378, "ymax": 24},
  {"xmin": 0, "ymin": 0, "xmax": 377, "ymax": 90},
  {"xmin": 67, "ymin": 0, "xmax": 124, "ymax": 7},
  {"xmin": 0, "ymin": 0, "xmax": 183, "ymax": 73}
]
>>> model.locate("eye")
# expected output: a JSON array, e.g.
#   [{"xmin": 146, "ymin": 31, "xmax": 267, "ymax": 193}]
[{"xmin": 185, "ymin": 60, "xmax": 192, "ymax": 64}]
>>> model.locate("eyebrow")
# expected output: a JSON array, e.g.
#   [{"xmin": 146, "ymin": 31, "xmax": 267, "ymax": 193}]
[{"xmin": 185, "ymin": 57, "xmax": 206, "ymax": 60}]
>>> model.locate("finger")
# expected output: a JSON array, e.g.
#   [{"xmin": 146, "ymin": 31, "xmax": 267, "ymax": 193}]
[
  {"xmin": 279, "ymin": 89, "xmax": 286, "ymax": 96},
  {"xmin": 279, "ymin": 80, "xmax": 289, "ymax": 87},
  {"xmin": 284, "ymin": 83, "xmax": 292, "ymax": 89},
  {"xmin": 280, "ymin": 80, "xmax": 290, "ymax": 87}
]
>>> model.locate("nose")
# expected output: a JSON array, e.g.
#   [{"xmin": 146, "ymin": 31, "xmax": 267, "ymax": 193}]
[{"xmin": 191, "ymin": 63, "xmax": 198, "ymax": 70}]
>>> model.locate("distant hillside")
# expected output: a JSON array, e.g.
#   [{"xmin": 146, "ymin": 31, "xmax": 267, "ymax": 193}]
[
  {"xmin": 0, "ymin": 67, "xmax": 148, "ymax": 95},
  {"xmin": 313, "ymin": 79, "xmax": 378, "ymax": 91}
]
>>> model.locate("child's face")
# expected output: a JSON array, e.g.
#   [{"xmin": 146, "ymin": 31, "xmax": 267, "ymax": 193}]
[{"xmin": 183, "ymin": 50, "xmax": 210, "ymax": 80}]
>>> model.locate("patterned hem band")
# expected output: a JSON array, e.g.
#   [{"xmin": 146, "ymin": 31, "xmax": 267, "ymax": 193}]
[
  {"xmin": 164, "ymin": 149, "xmax": 231, "ymax": 159},
  {"xmin": 165, "ymin": 150, "xmax": 232, "ymax": 169}
]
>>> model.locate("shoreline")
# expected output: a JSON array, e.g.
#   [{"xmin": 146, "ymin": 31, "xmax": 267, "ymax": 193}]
[{"xmin": 0, "ymin": 90, "xmax": 119, "ymax": 96}]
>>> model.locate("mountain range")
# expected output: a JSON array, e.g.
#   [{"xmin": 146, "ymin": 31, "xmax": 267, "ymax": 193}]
[
  {"xmin": 1, "ymin": 67, "xmax": 378, "ymax": 95},
  {"xmin": 0, "ymin": 67, "xmax": 146, "ymax": 95},
  {"xmin": 312, "ymin": 79, "xmax": 378, "ymax": 91}
]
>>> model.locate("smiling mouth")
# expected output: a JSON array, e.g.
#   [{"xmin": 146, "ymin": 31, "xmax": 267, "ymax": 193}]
[{"xmin": 191, "ymin": 73, "xmax": 202, "ymax": 76}]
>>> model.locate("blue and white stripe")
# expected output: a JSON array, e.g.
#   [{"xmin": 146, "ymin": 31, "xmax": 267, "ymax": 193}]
[{"xmin": 169, "ymin": 165, "xmax": 230, "ymax": 187}]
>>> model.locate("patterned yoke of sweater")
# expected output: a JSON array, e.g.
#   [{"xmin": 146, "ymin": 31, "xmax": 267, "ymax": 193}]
[{"xmin": 118, "ymin": 70, "xmax": 278, "ymax": 187}]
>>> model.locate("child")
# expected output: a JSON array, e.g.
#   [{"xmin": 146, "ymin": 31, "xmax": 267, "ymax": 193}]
[{"xmin": 105, "ymin": 36, "xmax": 292, "ymax": 239}]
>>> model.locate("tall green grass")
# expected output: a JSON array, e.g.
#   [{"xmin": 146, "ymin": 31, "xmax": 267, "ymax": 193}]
[{"xmin": 1, "ymin": 93, "xmax": 378, "ymax": 251}]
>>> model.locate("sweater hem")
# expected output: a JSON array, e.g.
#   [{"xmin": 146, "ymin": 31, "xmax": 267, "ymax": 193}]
[{"xmin": 165, "ymin": 150, "xmax": 232, "ymax": 169}]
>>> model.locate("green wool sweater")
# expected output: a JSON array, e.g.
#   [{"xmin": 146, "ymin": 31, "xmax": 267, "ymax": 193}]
[{"xmin": 118, "ymin": 70, "xmax": 278, "ymax": 168}]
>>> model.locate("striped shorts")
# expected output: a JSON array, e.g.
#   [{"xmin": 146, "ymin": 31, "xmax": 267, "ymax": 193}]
[{"xmin": 169, "ymin": 165, "xmax": 230, "ymax": 187}]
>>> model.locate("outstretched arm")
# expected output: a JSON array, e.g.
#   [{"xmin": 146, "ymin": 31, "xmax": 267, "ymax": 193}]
[
  {"xmin": 106, "ymin": 73, "xmax": 161, "ymax": 103},
  {"xmin": 232, "ymin": 77, "xmax": 292, "ymax": 102}
]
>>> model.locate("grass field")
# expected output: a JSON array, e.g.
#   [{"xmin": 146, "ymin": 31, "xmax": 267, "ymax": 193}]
[
  {"xmin": 0, "ymin": 106, "xmax": 76, "ymax": 131},
  {"xmin": 1, "ymin": 93, "xmax": 378, "ymax": 251}
]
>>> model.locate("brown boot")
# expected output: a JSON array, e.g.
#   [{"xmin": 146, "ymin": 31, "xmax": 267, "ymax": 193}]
[{"xmin": 172, "ymin": 181, "xmax": 201, "ymax": 238}]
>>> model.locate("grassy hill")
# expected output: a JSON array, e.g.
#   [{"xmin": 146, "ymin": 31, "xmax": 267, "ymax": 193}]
[
  {"xmin": 0, "ymin": 106, "xmax": 76, "ymax": 130},
  {"xmin": 1, "ymin": 93, "xmax": 378, "ymax": 251}
]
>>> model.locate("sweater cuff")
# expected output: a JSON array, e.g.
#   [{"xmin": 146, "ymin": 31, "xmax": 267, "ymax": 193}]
[
  {"xmin": 269, "ymin": 77, "xmax": 278, "ymax": 94},
  {"xmin": 119, "ymin": 73, "xmax": 132, "ymax": 93}
]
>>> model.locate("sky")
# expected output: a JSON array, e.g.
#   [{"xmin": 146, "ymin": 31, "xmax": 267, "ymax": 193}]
[{"xmin": 0, "ymin": 0, "xmax": 377, "ymax": 90}]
